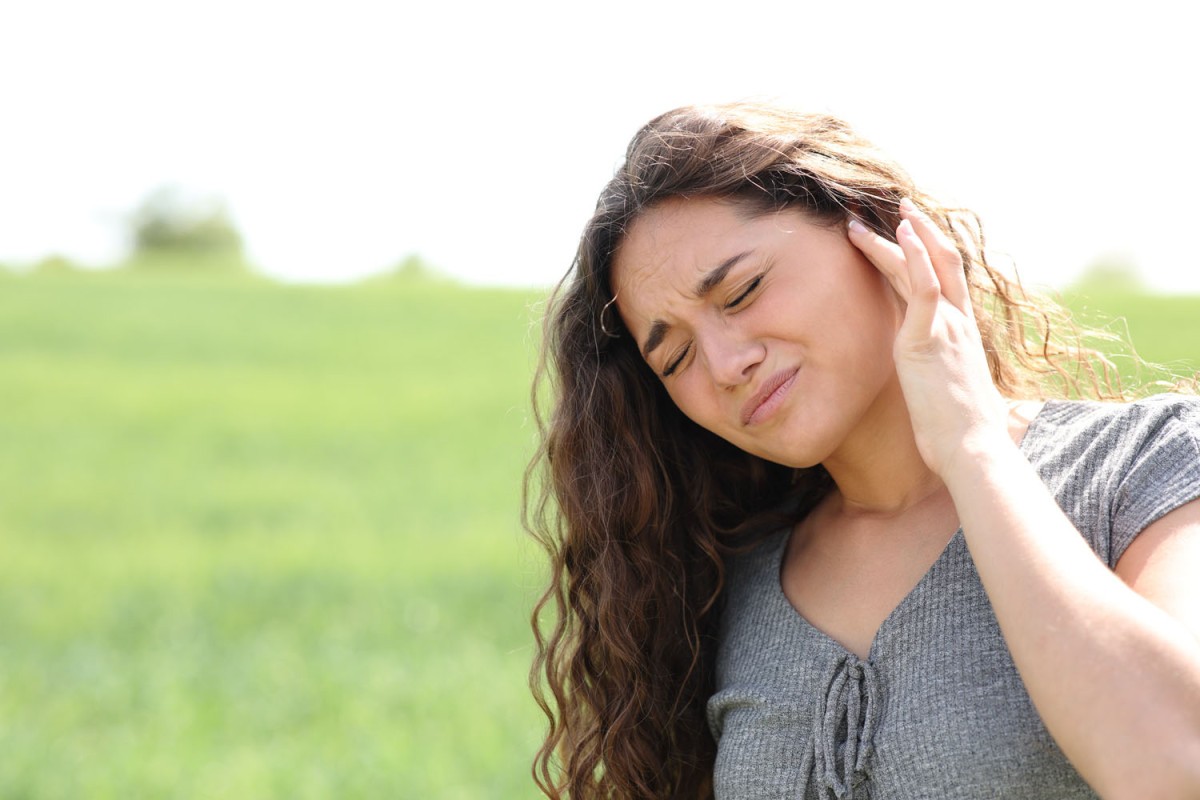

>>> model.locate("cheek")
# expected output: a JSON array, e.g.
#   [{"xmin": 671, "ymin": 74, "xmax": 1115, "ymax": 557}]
[
  {"xmin": 663, "ymin": 376, "xmax": 725, "ymax": 431},
  {"xmin": 868, "ymin": 283, "xmax": 905, "ymax": 346},
  {"xmin": 837, "ymin": 269, "xmax": 903, "ymax": 341},
  {"xmin": 868, "ymin": 272, "xmax": 905, "ymax": 331}
]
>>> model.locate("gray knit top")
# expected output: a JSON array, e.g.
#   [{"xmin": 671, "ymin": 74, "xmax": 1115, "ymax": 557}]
[{"xmin": 707, "ymin": 395, "xmax": 1200, "ymax": 799}]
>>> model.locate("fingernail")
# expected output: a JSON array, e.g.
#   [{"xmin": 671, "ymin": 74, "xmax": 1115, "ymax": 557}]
[
  {"xmin": 898, "ymin": 218, "xmax": 916, "ymax": 237},
  {"xmin": 900, "ymin": 197, "xmax": 916, "ymax": 212},
  {"xmin": 848, "ymin": 218, "xmax": 869, "ymax": 235}
]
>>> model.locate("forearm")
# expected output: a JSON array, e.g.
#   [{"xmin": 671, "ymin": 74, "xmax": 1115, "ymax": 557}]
[{"xmin": 946, "ymin": 436, "xmax": 1200, "ymax": 799}]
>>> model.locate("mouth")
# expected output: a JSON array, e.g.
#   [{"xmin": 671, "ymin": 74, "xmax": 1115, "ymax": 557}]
[{"xmin": 742, "ymin": 367, "xmax": 800, "ymax": 426}]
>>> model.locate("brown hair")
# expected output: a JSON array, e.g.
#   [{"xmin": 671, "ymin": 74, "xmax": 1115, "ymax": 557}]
[{"xmin": 525, "ymin": 102, "xmax": 1127, "ymax": 799}]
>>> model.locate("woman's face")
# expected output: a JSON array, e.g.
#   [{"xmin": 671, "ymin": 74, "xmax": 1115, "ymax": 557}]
[{"xmin": 611, "ymin": 196, "xmax": 904, "ymax": 469}]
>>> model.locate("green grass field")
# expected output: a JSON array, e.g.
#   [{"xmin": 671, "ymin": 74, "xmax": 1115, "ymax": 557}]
[
  {"xmin": 0, "ymin": 270, "xmax": 546, "ymax": 798},
  {"xmin": 1, "ymin": 268, "xmax": 1197, "ymax": 798}
]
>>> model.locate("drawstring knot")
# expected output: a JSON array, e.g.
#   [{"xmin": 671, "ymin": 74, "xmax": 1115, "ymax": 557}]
[{"xmin": 813, "ymin": 654, "xmax": 880, "ymax": 799}]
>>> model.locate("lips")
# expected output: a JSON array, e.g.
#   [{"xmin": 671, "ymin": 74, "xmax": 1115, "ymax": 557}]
[{"xmin": 742, "ymin": 367, "xmax": 800, "ymax": 426}]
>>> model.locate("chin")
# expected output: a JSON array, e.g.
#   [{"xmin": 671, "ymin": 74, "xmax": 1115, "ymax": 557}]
[
  {"xmin": 772, "ymin": 453, "xmax": 824, "ymax": 470},
  {"xmin": 751, "ymin": 422, "xmax": 840, "ymax": 469},
  {"xmin": 742, "ymin": 440, "xmax": 826, "ymax": 470}
]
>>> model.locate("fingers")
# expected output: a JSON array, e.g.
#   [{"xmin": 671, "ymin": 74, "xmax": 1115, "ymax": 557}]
[
  {"xmin": 846, "ymin": 218, "xmax": 912, "ymax": 302},
  {"xmin": 896, "ymin": 217, "xmax": 940, "ymax": 337},
  {"xmin": 898, "ymin": 198, "xmax": 972, "ymax": 317},
  {"xmin": 847, "ymin": 200, "xmax": 974, "ymax": 321}
]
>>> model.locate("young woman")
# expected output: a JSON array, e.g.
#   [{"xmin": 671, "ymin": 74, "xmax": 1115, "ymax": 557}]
[{"xmin": 525, "ymin": 103, "xmax": 1200, "ymax": 799}]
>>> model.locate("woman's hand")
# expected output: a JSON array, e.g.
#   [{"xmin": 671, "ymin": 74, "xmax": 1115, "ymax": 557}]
[{"xmin": 847, "ymin": 199, "xmax": 1010, "ymax": 477}]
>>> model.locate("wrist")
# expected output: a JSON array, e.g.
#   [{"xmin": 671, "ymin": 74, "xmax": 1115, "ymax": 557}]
[{"xmin": 939, "ymin": 428, "xmax": 1026, "ymax": 494}]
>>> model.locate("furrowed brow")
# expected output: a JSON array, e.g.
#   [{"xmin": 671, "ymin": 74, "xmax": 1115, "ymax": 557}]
[
  {"xmin": 641, "ymin": 319, "xmax": 669, "ymax": 359},
  {"xmin": 693, "ymin": 250, "xmax": 752, "ymax": 297},
  {"xmin": 640, "ymin": 250, "xmax": 754, "ymax": 359}
]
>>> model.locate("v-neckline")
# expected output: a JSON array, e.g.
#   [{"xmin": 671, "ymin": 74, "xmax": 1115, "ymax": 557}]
[
  {"xmin": 769, "ymin": 525, "xmax": 965, "ymax": 661},
  {"xmin": 768, "ymin": 399, "xmax": 1057, "ymax": 661}
]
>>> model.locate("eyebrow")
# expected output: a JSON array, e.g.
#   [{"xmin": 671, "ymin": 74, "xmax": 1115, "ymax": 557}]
[{"xmin": 640, "ymin": 250, "xmax": 753, "ymax": 359}]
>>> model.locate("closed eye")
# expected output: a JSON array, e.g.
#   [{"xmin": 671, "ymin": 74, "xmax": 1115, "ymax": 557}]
[
  {"xmin": 662, "ymin": 343, "xmax": 691, "ymax": 377},
  {"xmin": 725, "ymin": 275, "xmax": 763, "ymax": 309}
]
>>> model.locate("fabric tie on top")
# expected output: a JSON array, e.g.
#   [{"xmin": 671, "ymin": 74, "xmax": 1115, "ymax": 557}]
[{"xmin": 812, "ymin": 654, "xmax": 880, "ymax": 799}]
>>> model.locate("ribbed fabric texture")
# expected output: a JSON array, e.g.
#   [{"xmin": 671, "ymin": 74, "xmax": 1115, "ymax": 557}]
[{"xmin": 707, "ymin": 394, "xmax": 1200, "ymax": 799}]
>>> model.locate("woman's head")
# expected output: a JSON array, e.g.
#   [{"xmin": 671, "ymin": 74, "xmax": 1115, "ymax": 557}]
[
  {"xmin": 559, "ymin": 103, "xmax": 1091, "ymax": 432},
  {"xmin": 568, "ymin": 104, "xmax": 1023, "ymax": 414},
  {"xmin": 578, "ymin": 104, "xmax": 908, "ymax": 343},
  {"xmin": 611, "ymin": 195, "xmax": 905, "ymax": 470}
]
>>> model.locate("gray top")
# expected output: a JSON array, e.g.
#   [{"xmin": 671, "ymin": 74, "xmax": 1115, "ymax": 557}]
[{"xmin": 707, "ymin": 395, "xmax": 1200, "ymax": 799}]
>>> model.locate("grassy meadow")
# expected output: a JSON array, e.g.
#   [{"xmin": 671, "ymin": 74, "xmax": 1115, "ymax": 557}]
[
  {"xmin": 0, "ymin": 266, "xmax": 1197, "ymax": 798},
  {"xmin": 0, "ymin": 269, "xmax": 545, "ymax": 798}
]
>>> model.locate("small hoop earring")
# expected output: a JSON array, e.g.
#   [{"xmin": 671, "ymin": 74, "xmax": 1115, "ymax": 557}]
[{"xmin": 599, "ymin": 294, "xmax": 621, "ymax": 338}]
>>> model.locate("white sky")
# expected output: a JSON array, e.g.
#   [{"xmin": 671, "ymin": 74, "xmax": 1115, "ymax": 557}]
[{"xmin": 2, "ymin": 0, "xmax": 1198, "ymax": 292}]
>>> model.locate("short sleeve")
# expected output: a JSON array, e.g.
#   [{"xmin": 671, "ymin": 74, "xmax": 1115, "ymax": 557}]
[{"xmin": 1110, "ymin": 396, "xmax": 1200, "ymax": 565}]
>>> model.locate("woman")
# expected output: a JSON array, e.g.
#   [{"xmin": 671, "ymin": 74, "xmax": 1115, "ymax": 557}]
[{"xmin": 525, "ymin": 103, "xmax": 1200, "ymax": 799}]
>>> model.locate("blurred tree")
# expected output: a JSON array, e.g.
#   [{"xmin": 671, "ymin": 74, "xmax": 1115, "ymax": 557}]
[
  {"xmin": 128, "ymin": 186, "xmax": 246, "ymax": 269},
  {"xmin": 1072, "ymin": 253, "xmax": 1143, "ymax": 293},
  {"xmin": 393, "ymin": 254, "xmax": 435, "ymax": 279},
  {"xmin": 370, "ymin": 253, "xmax": 451, "ymax": 284},
  {"xmin": 32, "ymin": 254, "xmax": 81, "ymax": 276}
]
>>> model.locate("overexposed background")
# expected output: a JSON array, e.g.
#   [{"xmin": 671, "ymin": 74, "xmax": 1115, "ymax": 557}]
[{"xmin": 3, "ymin": 0, "xmax": 1196, "ymax": 291}]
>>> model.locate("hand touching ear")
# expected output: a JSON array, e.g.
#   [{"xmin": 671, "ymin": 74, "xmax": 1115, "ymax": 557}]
[{"xmin": 847, "ymin": 199, "xmax": 1009, "ymax": 475}]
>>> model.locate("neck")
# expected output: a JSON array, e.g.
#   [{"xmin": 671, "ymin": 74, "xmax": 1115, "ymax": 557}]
[{"xmin": 820, "ymin": 378, "xmax": 943, "ymax": 515}]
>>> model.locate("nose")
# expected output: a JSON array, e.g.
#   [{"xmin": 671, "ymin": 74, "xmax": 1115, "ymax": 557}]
[{"xmin": 698, "ymin": 329, "xmax": 765, "ymax": 389}]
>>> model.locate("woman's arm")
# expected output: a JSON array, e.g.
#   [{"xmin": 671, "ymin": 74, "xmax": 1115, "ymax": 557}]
[
  {"xmin": 1117, "ymin": 499, "xmax": 1200, "ymax": 638},
  {"xmin": 947, "ymin": 436, "xmax": 1200, "ymax": 800},
  {"xmin": 848, "ymin": 202, "xmax": 1200, "ymax": 800}
]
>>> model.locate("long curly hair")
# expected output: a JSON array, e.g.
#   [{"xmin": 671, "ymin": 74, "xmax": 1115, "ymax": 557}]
[{"xmin": 524, "ymin": 102, "xmax": 1127, "ymax": 799}]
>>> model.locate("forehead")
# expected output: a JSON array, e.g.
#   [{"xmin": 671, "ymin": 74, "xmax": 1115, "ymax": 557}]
[
  {"xmin": 611, "ymin": 197, "xmax": 797, "ymax": 324},
  {"xmin": 613, "ymin": 197, "xmax": 755, "ymax": 290}
]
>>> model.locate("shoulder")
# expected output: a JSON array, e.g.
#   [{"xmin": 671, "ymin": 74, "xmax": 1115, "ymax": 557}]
[
  {"xmin": 1021, "ymin": 393, "xmax": 1200, "ymax": 468},
  {"xmin": 713, "ymin": 529, "xmax": 794, "ymax": 686},
  {"xmin": 722, "ymin": 529, "xmax": 790, "ymax": 602},
  {"xmin": 717, "ymin": 529, "xmax": 791, "ymax": 642},
  {"xmin": 1022, "ymin": 394, "xmax": 1200, "ymax": 565}
]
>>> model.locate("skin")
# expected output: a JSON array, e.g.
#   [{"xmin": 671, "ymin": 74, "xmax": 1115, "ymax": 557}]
[
  {"xmin": 612, "ymin": 195, "xmax": 1200, "ymax": 799},
  {"xmin": 612, "ymin": 197, "xmax": 906, "ymax": 477}
]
